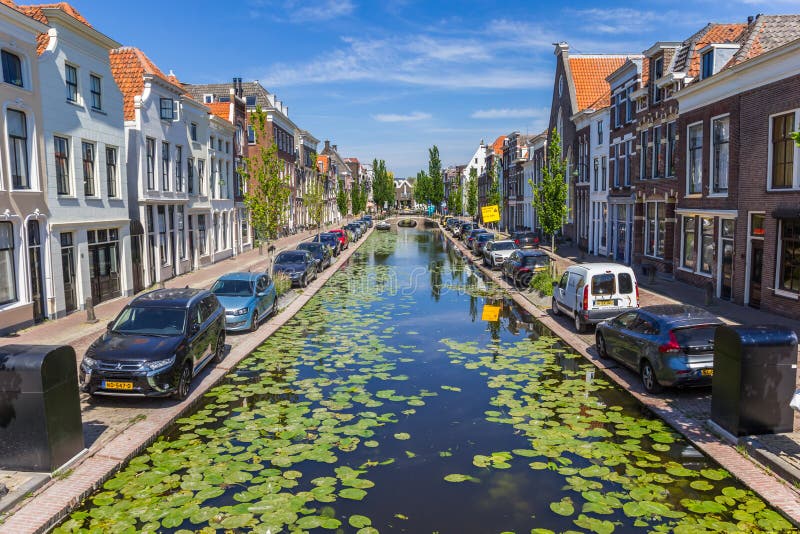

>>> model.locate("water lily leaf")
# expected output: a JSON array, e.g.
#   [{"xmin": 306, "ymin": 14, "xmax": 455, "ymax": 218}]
[
  {"xmin": 357, "ymin": 528, "xmax": 379, "ymax": 534},
  {"xmin": 394, "ymin": 432, "xmax": 411, "ymax": 440},
  {"xmin": 550, "ymin": 497, "xmax": 575, "ymax": 516},
  {"xmin": 680, "ymin": 499, "xmax": 727, "ymax": 514},
  {"xmin": 339, "ymin": 488, "xmax": 367, "ymax": 501},
  {"xmin": 700, "ymin": 469, "xmax": 729, "ymax": 481},
  {"xmin": 444, "ymin": 474, "xmax": 479, "ymax": 483},
  {"xmin": 573, "ymin": 513, "xmax": 615, "ymax": 534},
  {"xmin": 690, "ymin": 480, "xmax": 714, "ymax": 491}
]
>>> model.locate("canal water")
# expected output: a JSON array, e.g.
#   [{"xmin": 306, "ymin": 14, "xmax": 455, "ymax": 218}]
[{"xmin": 56, "ymin": 227, "xmax": 793, "ymax": 533}]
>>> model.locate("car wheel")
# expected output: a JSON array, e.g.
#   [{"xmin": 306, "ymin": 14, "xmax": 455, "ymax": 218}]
[
  {"xmin": 301, "ymin": 275, "xmax": 307, "ymax": 288},
  {"xmin": 250, "ymin": 311, "xmax": 259, "ymax": 333},
  {"xmin": 551, "ymin": 297, "xmax": 560, "ymax": 316},
  {"xmin": 519, "ymin": 272, "xmax": 532, "ymax": 289},
  {"xmin": 173, "ymin": 363, "xmax": 192, "ymax": 400},
  {"xmin": 596, "ymin": 332, "xmax": 609, "ymax": 359},
  {"xmin": 640, "ymin": 360, "xmax": 663, "ymax": 393},
  {"xmin": 213, "ymin": 332, "xmax": 226, "ymax": 364},
  {"xmin": 574, "ymin": 313, "xmax": 586, "ymax": 333}
]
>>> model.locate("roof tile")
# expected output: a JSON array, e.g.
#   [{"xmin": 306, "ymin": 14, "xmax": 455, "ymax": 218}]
[
  {"xmin": 568, "ymin": 55, "xmax": 629, "ymax": 110},
  {"xmin": 109, "ymin": 46, "xmax": 182, "ymax": 121}
]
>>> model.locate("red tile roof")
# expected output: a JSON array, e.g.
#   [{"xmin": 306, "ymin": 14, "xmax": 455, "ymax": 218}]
[
  {"xmin": 730, "ymin": 15, "xmax": 800, "ymax": 67},
  {"xmin": 687, "ymin": 23, "xmax": 748, "ymax": 77},
  {"xmin": 207, "ymin": 102, "xmax": 230, "ymax": 122},
  {"xmin": 492, "ymin": 135, "xmax": 505, "ymax": 155},
  {"xmin": 317, "ymin": 155, "xmax": 330, "ymax": 173},
  {"xmin": 109, "ymin": 46, "xmax": 183, "ymax": 121},
  {"xmin": 568, "ymin": 56, "xmax": 629, "ymax": 110},
  {"xmin": 15, "ymin": 2, "xmax": 93, "ymax": 55}
]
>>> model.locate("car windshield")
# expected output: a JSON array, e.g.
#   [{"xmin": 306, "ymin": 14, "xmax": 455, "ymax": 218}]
[
  {"xmin": 522, "ymin": 255, "xmax": 549, "ymax": 267},
  {"xmin": 276, "ymin": 252, "xmax": 306, "ymax": 263},
  {"xmin": 211, "ymin": 279, "xmax": 253, "ymax": 297},
  {"xmin": 298, "ymin": 244, "xmax": 320, "ymax": 252},
  {"xmin": 477, "ymin": 234, "xmax": 494, "ymax": 242},
  {"xmin": 112, "ymin": 306, "xmax": 186, "ymax": 336},
  {"xmin": 592, "ymin": 273, "xmax": 616, "ymax": 295},
  {"xmin": 493, "ymin": 242, "xmax": 516, "ymax": 251}
]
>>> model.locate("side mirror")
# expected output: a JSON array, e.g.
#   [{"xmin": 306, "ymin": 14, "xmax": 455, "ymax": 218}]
[
  {"xmin": 107, "ymin": 321, "xmax": 114, "ymax": 331},
  {"xmin": 191, "ymin": 323, "xmax": 201, "ymax": 335},
  {"xmin": 551, "ymin": 281, "xmax": 558, "ymax": 288}
]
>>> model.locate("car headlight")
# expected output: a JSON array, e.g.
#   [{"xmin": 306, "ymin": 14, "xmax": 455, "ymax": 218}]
[
  {"xmin": 82, "ymin": 356, "xmax": 97, "ymax": 369},
  {"xmin": 144, "ymin": 355, "xmax": 176, "ymax": 371},
  {"xmin": 233, "ymin": 307, "xmax": 249, "ymax": 316}
]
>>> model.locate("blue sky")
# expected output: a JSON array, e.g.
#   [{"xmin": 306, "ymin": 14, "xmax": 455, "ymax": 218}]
[{"xmin": 61, "ymin": 0, "xmax": 795, "ymax": 177}]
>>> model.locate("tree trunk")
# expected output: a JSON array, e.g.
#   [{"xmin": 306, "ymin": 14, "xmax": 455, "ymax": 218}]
[{"xmin": 551, "ymin": 234, "xmax": 556, "ymax": 255}]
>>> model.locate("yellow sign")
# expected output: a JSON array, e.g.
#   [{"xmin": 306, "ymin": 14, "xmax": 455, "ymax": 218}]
[
  {"xmin": 481, "ymin": 304, "xmax": 501, "ymax": 322},
  {"xmin": 481, "ymin": 205, "xmax": 500, "ymax": 223}
]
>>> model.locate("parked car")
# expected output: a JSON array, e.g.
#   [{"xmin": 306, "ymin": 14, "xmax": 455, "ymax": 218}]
[
  {"xmin": 361, "ymin": 215, "xmax": 373, "ymax": 228},
  {"xmin": 503, "ymin": 250, "xmax": 551, "ymax": 289},
  {"xmin": 511, "ymin": 230, "xmax": 542, "ymax": 249},
  {"xmin": 464, "ymin": 227, "xmax": 488, "ymax": 248},
  {"xmin": 79, "ymin": 288, "xmax": 225, "ymax": 399},
  {"xmin": 472, "ymin": 232, "xmax": 495, "ymax": 255},
  {"xmin": 211, "ymin": 272, "xmax": 276, "ymax": 333},
  {"xmin": 348, "ymin": 222, "xmax": 364, "ymax": 239},
  {"xmin": 596, "ymin": 305, "xmax": 723, "ymax": 393},
  {"xmin": 483, "ymin": 240, "xmax": 518, "ymax": 269},
  {"xmin": 552, "ymin": 263, "xmax": 639, "ymax": 333},
  {"xmin": 330, "ymin": 228, "xmax": 350, "ymax": 250},
  {"xmin": 455, "ymin": 222, "xmax": 473, "ymax": 238},
  {"xmin": 273, "ymin": 250, "xmax": 318, "ymax": 287},
  {"xmin": 313, "ymin": 232, "xmax": 341, "ymax": 255},
  {"xmin": 297, "ymin": 242, "xmax": 333, "ymax": 270}
]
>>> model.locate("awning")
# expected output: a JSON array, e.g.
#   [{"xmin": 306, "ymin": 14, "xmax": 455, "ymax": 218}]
[{"xmin": 772, "ymin": 206, "xmax": 800, "ymax": 219}]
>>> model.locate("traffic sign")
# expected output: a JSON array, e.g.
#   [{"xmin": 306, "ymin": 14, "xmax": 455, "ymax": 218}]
[{"xmin": 481, "ymin": 205, "xmax": 500, "ymax": 223}]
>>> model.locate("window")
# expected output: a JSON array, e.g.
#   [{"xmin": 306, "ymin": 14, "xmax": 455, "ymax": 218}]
[
  {"xmin": 106, "ymin": 146, "xmax": 117, "ymax": 197},
  {"xmin": 247, "ymin": 125, "xmax": 256, "ymax": 144},
  {"xmin": 161, "ymin": 142, "xmax": 169, "ymax": 190},
  {"xmin": 652, "ymin": 58, "xmax": 663, "ymax": 103},
  {"xmin": 652, "ymin": 125, "xmax": 662, "ymax": 178},
  {"xmin": 601, "ymin": 156, "xmax": 607, "ymax": 191},
  {"xmin": 226, "ymin": 141, "xmax": 230, "ymax": 154},
  {"xmin": 187, "ymin": 157, "xmax": 194, "ymax": 194},
  {"xmin": 8, "ymin": 109, "xmax": 29, "ymax": 189},
  {"xmin": 596, "ymin": 120, "xmax": 603, "ymax": 145},
  {"xmin": 198, "ymin": 159, "xmax": 205, "ymax": 195},
  {"xmin": 157, "ymin": 205, "xmax": 168, "ymax": 265},
  {"xmin": 0, "ymin": 222, "xmax": 16, "ymax": 305},
  {"xmin": 701, "ymin": 51, "xmax": 714, "ymax": 79},
  {"xmin": 779, "ymin": 218, "xmax": 800, "ymax": 293},
  {"xmin": 160, "ymin": 98, "xmax": 174, "ymax": 120},
  {"xmin": 175, "ymin": 146, "xmax": 183, "ymax": 192},
  {"xmin": 771, "ymin": 112, "xmax": 795, "ymax": 189},
  {"xmin": 593, "ymin": 158, "xmax": 599, "ymax": 191},
  {"xmin": 146, "ymin": 138, "xmax": 155, "ymax": 190},
  {"xmin": 190, "ymin": 123, "xmax": 197, "ymax": 141},
  {"xmin": 616, "ymin": 93, "xmax": 625, "ymax": 127},
  {"xmin": 2, "ymin": 50, "xmax": 23, "ymax": 86},
  {"xmin": 700, "ymin": 217, "xmax": 714, "ymax": 274},
  {"xmin": 682, "ymin": 217, "xmax": 696, "ymax": 270},
  {"xmin": 610, "ymin": 146, "xmax": 617, "ymax": 188},
  {"xmin": 645, "ymin": 202, "xmax": 666, "ymax": 258},
  {"xmin": 54, "ymin": 136, "xmax": 70, "ymax": 195},
  {"xmin": 640, "ymin": 131, "xmax": 648, "ymax": 180},
  {"xmin": 90, "ymin": 74, "xmax": 102, "ymax": 110},
  {"xmin": 245, "ymin": 95, "xmax": 256, "ymax": 107},
  {"xmin": 666, "ymin": 122, "xmax": 677, "ymax": 177},
  {"xmin": 687, "ymin": 123, "xmax": 703, "ymax": 194},
  {"xmin": 203, "ymin": 94, "xmax": 212, "ymax": 104},
  {"xmin": 177, "ymin": 205, "xmax": 186, "ymax": 260},
  {"xmin": 210, "ymin": 157, "xmax": 216, "ymax": 198},
  {"xmin": 626, "ymin": 86, "xmax": 633, "ymax": 123},
  {"xmin": 82, "ymin": 142, "xmax": 96, "ymax": 196},
  {"xmin": 712, "ymin": 116, "xmax": 729, "ymax": 193},
  {"xmin": 625, "ymin": 140, "xmax": 634, "ymax": 186},
  {"xmin": 620, "ymin": 142, "xmax": 628, "ymax": 186},
  {"xmin": 65, "ymin": 64, "xmax": 78, "ymax": 102},
  {"xmin": 751, "ymin": 213, "xmax": 765, "ymax": 237},
  {"xmin": 218, "ymin": 138, "xmax": 223, "ymax": 151},
  {"xmin": 198, "ymin": 214, "xmax": 207, "ymax": 255}
]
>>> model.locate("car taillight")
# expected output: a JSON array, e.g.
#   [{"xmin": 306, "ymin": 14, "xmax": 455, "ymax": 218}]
[
  {"xmin": 583, "ymin": 285, "xmax": 588, "ymax": 311},
  {"xmin": 635, "ymin": 283, "xmax": 640, "ymax": 307},
  {"xmin": 514, "ymin": 239, "xmax": 520, "ymax": 245},
  {"xmin": 659, "ymin": 331, "xmax": 681, "ymax": 353},
  {"xmin": 533, "ymin": 237, "xmax": 539, "ymax": 243},
  {"xmin": 518, "ymin": 267, "xmax": 530, "ymax": 273}
]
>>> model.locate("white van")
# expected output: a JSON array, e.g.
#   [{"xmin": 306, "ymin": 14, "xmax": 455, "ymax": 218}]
[{"xmin": 551, "ymin": 263, "xmax": 639, "ymax": 333}]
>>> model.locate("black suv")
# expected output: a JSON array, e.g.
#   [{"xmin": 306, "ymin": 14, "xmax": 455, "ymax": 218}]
[
  {"xmin": 511, "ymin": 230, "xmax": 542, "ymax": 249},
  {"xmin": 80, "ymin": 288, "xmax": 225, "ymax": 400}
]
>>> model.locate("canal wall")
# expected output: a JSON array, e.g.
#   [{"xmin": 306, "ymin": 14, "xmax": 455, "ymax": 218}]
[
  {"xmin": 0, "ymin": 227, "xmax": 376, "ymax": 534},
  {"xmin": 438, "ymin": 222, "xmax": 800, "ymax": 527}
]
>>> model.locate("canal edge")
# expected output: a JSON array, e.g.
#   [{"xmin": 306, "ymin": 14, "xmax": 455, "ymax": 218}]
[
  {"xmin": 438, "ymin": 222, "xmax": 800, "ymax": 527},
  {"xmin": 0, "ymin": 227, "xmax": 376, "ymax": 534}
]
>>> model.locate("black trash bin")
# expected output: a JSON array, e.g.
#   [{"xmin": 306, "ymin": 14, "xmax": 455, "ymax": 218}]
[
  {"xmin": 711, "ymin": 325, "xmax": 798, "ymax": 437},
  {"xmin": 0, "ymin": 345, "xmax": 84, "ymax": 472}
]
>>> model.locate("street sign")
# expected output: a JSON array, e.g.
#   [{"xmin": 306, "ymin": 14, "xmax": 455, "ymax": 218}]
[
  {"xmin": 481, "ymin": 205, "xmax": 500, "ymax": 223},
  {"xmin": 481, "ymin": 304, "xmax": 501, "ymax": 322}
]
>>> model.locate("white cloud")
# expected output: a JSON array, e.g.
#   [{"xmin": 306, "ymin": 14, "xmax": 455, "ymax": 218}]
[
  {"xmin": 471, "ymin": 107, "xmax": 549, "ymax": 120},
  {"xmin": 248, "ymin": 0, "xmax": 354, "ymax": 22},
  {"xmin": 373, "ymin": 111, "xmax": 431, "ymax": 122}
]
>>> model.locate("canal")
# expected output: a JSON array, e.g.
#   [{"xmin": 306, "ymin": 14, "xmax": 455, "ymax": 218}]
[{"xmin": 56, "ymin": 226, "xmax": 792, "ymax": 533}]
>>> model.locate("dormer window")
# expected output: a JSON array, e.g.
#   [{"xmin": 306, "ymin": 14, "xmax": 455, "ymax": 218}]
[
  {"xmin": 701, "ymin": 51, "xmax": 714, "ymax": 79},
  {"xmin": 245, "ymin": 95, "xmax": 256, "ymax": 107},
  {"xmin": 203, "ymin": 94, "xmax": 212, "ymax": 104},
  {"xmin": 652, "ymin": 57, "xmax": 663, "ymax": 103},
  {"xmin": 2, "ymin": 50, "xmax": 23, "ymax": 87}
]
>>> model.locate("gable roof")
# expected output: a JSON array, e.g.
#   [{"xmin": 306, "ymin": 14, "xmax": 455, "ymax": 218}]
[
  {"xmin": 13, "ymin": 2, "xmax": 95, "ymax": 55},
  {"xmin": 568, "ymin": 55, "xmax": 629, "ymax": 110},
  {"xmin": 492, "ymin": 135, "xmax": 506, "ymax": 155},
  {"xmin": 109, "ymin": 46, "xmax": 183, "ymax": 121},
  {"xmin": 207, "ymin": 102, "xmax": 230, "ymax": 122},
  {"xmin": 671, "ymin": 23, "xmax": 748, "ymax": 78},
  {"xmin": 730, "ymin": 14, "xmax": 800, "ymax": 67}
]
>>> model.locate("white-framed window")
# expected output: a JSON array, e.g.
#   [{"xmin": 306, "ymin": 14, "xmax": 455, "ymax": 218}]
[
  {"xmin": 146, "ymin": 137, "xmax": 155, "ymax": 190},
  {"xmin": 203, "ymin": 94, "xmax": 212, "ymax": 104},
  {"xmin": 681, "ymin": 216, "xmax": 696, "ymax": 270},
  {"xmin": 190, "ymin": 122, "xmax": 197, "ymax": 141},
  {"xmin": 601, "ymin": 156, "xmax": 607, "ymax": 191},
  {"xmin": 65, "ymin": 63, "xmax": 78, "ymax": 102},
  {"xmin": 625, "ymin": 86, "xmax": 634, "ymax": 123},
  {"xmin": 106, "ymin": 146, "xmax": 118, "ymax": 197},
  {"xmin": 161, "ymin": 142, "xmax": 170, "ymax": 191},
  {"xmin": 8, "ymin": 109, "xmax": 30, "ymax": 189},
  {"xmin": 652, "ymin": 57, "xmax": 663, "ymax": 103},
  {"xmin": 652, "ymin": 125, "xmax": 662, "ymax": 178},
  {"xmin": 687, "ymin": 122, "xmax": 703, "ymax": 195},
  {"xmin": 699, "ymin": 216, "xmax": 714, "ymax": 274},
  {"xmin": 2, "ymin": 50, "xmax": 24, "ymax": 87},
  {"xmin": 640, "ymin": 131, "xmax": 648, "ymax": 180},
  {"xmin": 620, "ymin": 141, "xmax": 628, "ymax": 186},
  {"xmin": 768, "ymin": 110, "xmax": 798, "ymax": 190},
  {"xmin": 777, "ymin": 218, "xmax": 800, "ymax": 294},
  {"xmin": 159, "ymin": 98, "xmax": 174, "ymax": 120},
  {"xmin": 596, "ymin": 120, "xmax": 603, "ymax": 145},
  {"xmin": 645, "ymin": 201, "xmax": 666, "ymax": 258},
  {"xmin": 82, "ymin": 141, "xmax": 96, "ymax": 196},
  {"xmin": 90, "ymin": 74, "xmax": 102, "ymax": 110},
  {"xmin": 666, "ymin": 122, "xmax": 677, "ymax": 177},
  {"xmin": 175, "ymin": 145, "xmax": 183, "ymax": 192},
  {"xmin": 701, "ymin": 51, "xmax": 714, "ymax": 80},
  {"xmin": 711, "ymin": 115, "xmax": 730, "ymax": 194},
  {"xmin": 0, "ymin": 222, "xmax": 16, "ymax": 305},
  {"xmin": 54, "ymin": 136, "xmax": 70, "ymax": 195}
]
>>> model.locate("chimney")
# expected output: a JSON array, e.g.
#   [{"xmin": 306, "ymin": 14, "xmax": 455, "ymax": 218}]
[
  {"xmin": 332, "ymin": 144, "xmax": 337, "ymax": 152},
  {"xmin": 324, "ymin": 140, "xmax": 330, "ymax": 151},
  {"xmin": 747, "ymin": 15, "xmax": 754, "ymax": 24}
]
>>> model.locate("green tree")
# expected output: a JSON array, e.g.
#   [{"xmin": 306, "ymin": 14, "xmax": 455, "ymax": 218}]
[
  {"xmin": 428, "ymin": 145, "xmax": 444, "ymax": 211},
  {"xmin": 306, "ymin": 154, "xmax": 326, "ymax": 238},
  {"xmin": 414, "ymin": 170, "xmax": 430, "ymax": 206},
  {"xmin": 336, "ymin": 179, "xmax": 349, "ymax": 219},
  {"xmin": 243, "ymin": 106, "xmax": 292, "ymax": 252},
  {"xmin": 531, "ymin": 128, "xmax": 569, "ymax": 252},
  {"xmin": 467, "ymin": 167, "xmax": 478, "ymax": 218},
  {"xmin": 449, "ymin": 179, "xmax": 463, "ymax": 216},
  {"xmin": 372, "ymin": 159, "xmax": 394, "ymax": 211},
  {"xmin": 485, "ymin": 159, "xmax": 501, "ymax": 227},
  {"xmin": 351, "ymin": 178, "xmax": 362, "ymax": 215},
  {"xmin": 792, "ymin": 131, "xmax": 800, "ymax": 146}
]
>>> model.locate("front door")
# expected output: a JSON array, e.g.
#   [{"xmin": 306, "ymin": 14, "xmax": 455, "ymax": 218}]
[
  {"xmin": 130, "ymin": 221, "xmax": 145, "ymax": 294},
  {"xmin": 749, "ymin": 240, "xmax": 763, "ymax": 308},
  {"xmin": 60, "ymin": 232, "xmax": 77, "ymax": 313},
  {"xmin": 27, "ymin": 221, "xmax": 45, "ymax": 322},
  {"xmin": 88, "ymin": 229, "xmax": 121, "ymax": 306}
]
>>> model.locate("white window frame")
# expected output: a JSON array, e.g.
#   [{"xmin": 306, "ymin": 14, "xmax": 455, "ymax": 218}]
[
  {"xmin": 744, "ymin": 211, "xmax": 766, "ymax": 305},
  {"xmin": 766, "ymin": 109, "xmax": 800, "ymax": 191},
  {"xmin": 775, "ymin": 218, "xmax": 800, "ymax": 299},
  {"xmin": 686, "ymin": 121, "xmax": 704, "ymax": 197},
  {"xmin": 644, "ymin": 201, "xmax": 665, "ymax": 259},
  {"xmin": 709, "ymin": 113, "xmax": 730, "ymax": 197}
]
